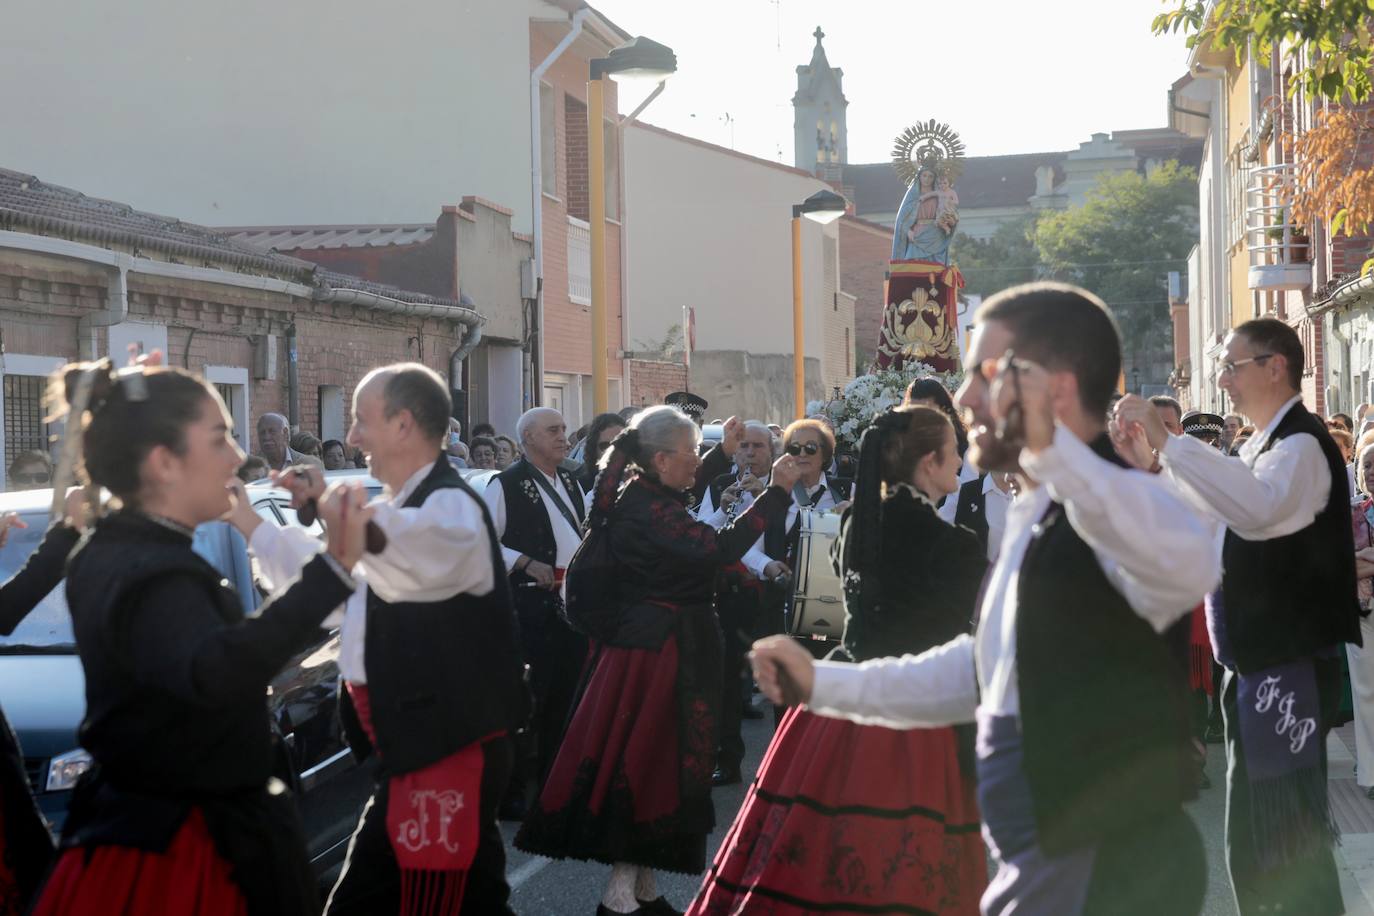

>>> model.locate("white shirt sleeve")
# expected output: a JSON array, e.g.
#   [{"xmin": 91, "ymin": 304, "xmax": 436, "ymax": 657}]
[
  {"xmin": 1019, "ymin": 425, "xmax": 1220, "ymax": 632},
  {"xmin": 248, "ymin": 520, "xmax": 326, "ymax": 594},
  {"xmin": 807, "ymin": 634, "xmax": 979, "ymax": 728},
  {"xmin": 1161, "ymin": 430, "xmax": 1330, "ymax": 539},
  {"xmin": 481, "ymin": 477, "xmax": 522, "ymax": 571},
  {"xmin": 937, "ymin": 491, "xmax": 958, "ymax": 524},
  {"xmin": 742, "ymin": 533, "xmax": 771, "ymax": 580},
  {"xmin": 364, "ymin": 489, "xmax": 495, "ymax": 600},
  {"xmin": 696, "ymin": 485, "xmax": 718, "ymax": 522}
]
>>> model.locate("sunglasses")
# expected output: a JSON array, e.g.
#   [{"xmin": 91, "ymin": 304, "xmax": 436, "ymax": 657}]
[
  {"xmin": 785, "ymin": 441, "xmax": 821, "ymax": 456},
  {"xmin": 12, "ymin": 472, "xmax": 49, "ymax": 485}
]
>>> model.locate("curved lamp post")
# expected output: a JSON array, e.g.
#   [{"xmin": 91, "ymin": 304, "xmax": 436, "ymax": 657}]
[
  {"xmin": 791, "ymin": 189, "xmax": 847, "ymax": 418},
  {"xmin": 588, "ymin": 37, "xmax": 677, "ymax": 415}
]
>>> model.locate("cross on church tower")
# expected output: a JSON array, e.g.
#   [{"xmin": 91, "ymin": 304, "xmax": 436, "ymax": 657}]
[{"xmin": 792, "ymin": 26, "xmax": 848, "ymax": 177}]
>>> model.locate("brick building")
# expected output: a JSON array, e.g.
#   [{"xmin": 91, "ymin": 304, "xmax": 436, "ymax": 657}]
[
  {"xmin": 838, "ymin": 215, "xmax": 894, "ymax": 369},
  {"xmin": 222, "ymin": 195, "xmax": 530, "ymax": 437},
  {"xmin": 0, "ymin": 168, "xmax": 483, "ymax": 486}
]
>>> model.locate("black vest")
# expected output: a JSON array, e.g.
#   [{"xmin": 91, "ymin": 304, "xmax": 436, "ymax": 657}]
[
  {"xmin": 707, "ymin": 471, "xmax": 735, "ymax": 515},
  {"xmin": 952, "ymin": 474, "xmax": 989, "ymax": 554},
  {"xmin": 353, "ymin": 459, "xmax": 530, "ymax": 775},
  {"xmin": 1221, "ymin": 401, "xmax": 1362, "ymax": 673},
  {"xmin": 1016, "ymin": 437, "xmax": 1194, "ymax": 855},
  {"xmin": 495, "ymin": 459, "xmax": 584, "ymax": 586}
]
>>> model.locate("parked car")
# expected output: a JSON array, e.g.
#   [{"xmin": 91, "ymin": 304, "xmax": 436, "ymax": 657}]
[
  {"xmin": 5, "ymin": 461, "xmax": 499, "ymax": 871},
  {"xmin": 0, "ymin": 486, "xmax": 372, "ymax": 875}
]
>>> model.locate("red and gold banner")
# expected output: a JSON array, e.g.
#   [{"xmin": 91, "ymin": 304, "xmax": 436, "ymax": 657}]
[{"xmin": 873, "ymin": 259, "xmax": 965, "ymax": 373}]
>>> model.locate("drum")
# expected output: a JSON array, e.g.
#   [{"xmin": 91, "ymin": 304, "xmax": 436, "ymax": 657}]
[{"xmin": 788, "ymin": 508, "xmax": 845, "ymax": 641}]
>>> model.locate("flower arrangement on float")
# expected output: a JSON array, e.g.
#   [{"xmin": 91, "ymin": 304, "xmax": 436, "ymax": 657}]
[{"xmin": 807, "ymin": 365, "xmax": 965, "ymax": 452}]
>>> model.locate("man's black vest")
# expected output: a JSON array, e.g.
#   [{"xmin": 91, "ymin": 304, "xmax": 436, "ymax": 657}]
[
  {"xmin": 707, "ymin": 471, "xmax": 736, "ymax": 516},
  {"xmin": 1016, "ymin": 436, "xmax": 1194, "ymax": 855},
  {"xmin": 350, "ymin": 458, "xmax": 529, "ymax": 775},
  {"xmin": 495, "ymin": 459, "xmax": 584, "ymax": 586},
  {"xmin": 952, "ymin": 474, "xmax": 989, "ymax": 554},
  {"xmin": 1221, "ymin": 400, "xmax": 1362, "ymax": 673}
]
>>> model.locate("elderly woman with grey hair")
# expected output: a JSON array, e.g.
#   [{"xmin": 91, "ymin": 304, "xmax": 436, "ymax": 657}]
[{"xmin": 516, "ymin": 406, "xmax": 801, "ymax": 916}]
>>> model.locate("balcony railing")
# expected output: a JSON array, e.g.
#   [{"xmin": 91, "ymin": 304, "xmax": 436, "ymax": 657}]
[
  {"xmin": 567, "ymin": 216, "xmax": 591, "ymax": 306},
  {"xmin": 1246, "ymin": 163, "xmax": 1312, "ymax": 292}
]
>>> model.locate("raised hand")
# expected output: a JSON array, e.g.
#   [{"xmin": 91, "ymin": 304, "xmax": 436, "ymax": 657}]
[
  {"xmin": 319, "ymin": 481, "xmax": 375, "ymax": 570},
  {"xmin": 769, "ymin": 453, "xmax": 802, "ymax": 493},
  {"xmin": 272, "ymin": 465, "xmax": 326, "ymax": 511},
  {"xmin": 0, "ymin": 513, "xmax": 28, "ymax": 549},
  {"xmin": 222, "ymin": 478, "xmax": 263, "ymax": 539},
  {"xmin": 1113, "ymin": 395, "xmax": 1170, "ymax": 451},
  {"xmin": 721, "ymin": 416, "xmax": 743, "ymax": 455},
  {"xmin": 988, "ymin": 354, "xmax": 1054, "ymax": 454},
  {"xmin": 750, "ymin": 635, "xmax": 815, "ymax": 707}
]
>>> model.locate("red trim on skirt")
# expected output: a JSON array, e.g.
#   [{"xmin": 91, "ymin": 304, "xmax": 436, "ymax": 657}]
[
  {"xmin": 689, "ymin": 707, "xmax": 985, "ymax": 916},
  {"xmin": 30, "ymin": 809, "xmax": 246, "ymax": 916}
]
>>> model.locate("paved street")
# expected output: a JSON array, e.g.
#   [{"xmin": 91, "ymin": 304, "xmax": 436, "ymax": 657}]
[{"xmin": 503, "ymin": 701, "xmax": 1374, "ymax": 915}]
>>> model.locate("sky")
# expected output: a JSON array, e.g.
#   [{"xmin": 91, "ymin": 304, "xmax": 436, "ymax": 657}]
[{"xmin": 591, "ymin": 0, "xmax": 1191, "ymax": 165}]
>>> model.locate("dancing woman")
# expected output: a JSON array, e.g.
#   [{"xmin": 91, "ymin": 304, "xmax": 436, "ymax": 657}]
[
  {"xmin": 689, "ymin": 405, "xmax": 988, "ymax": 915},
  {"xmin": 515, "ymin": 406, "xmax": 799, "ymax": 916},
  {"xmin": 0, "ymin": 491, "xmax": 86, "ymax": 914},
  {"xmin": 29, "ymin": 360, "xmax": 373, "ymax": 916}
]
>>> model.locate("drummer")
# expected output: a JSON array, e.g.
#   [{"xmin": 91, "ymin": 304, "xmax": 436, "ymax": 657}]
[{"xmin": 741, "ymin": 420, "xmax": 852, "ymax": 663}]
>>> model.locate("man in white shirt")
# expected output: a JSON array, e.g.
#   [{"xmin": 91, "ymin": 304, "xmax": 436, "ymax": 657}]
[
  {"xmin": 752, "ymin": 283, "xmax": 1218, "ymax": 916},
  {"xmin": 242, "ymin": 363, "xmax": 524, "ymax": 916},
  {"xmin": 697, "ymin": 421, "xmax": 773, "ymax": 529},
  {"xmin": 1117, "ymin": 318, "xmax": 1361, "ymax": 916},
  {"xmin": 482, "ymin": 407, "xmax": 586, "ymax": 819},
  {"xmin": 950, "ymin": 470, "xmax": 1016, "ymax": 562}
]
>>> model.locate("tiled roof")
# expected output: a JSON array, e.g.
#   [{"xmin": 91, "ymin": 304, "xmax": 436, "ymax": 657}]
[
  {"xmin": 841, "ymin": 151, "xmax": 1068, "ymax": 216},
  {"xmin": 0, "ymin": 167, "xmax": 477, "ymax": 315},
  {"xmin": 0, "ymin": 167, "xmax": 310, "ymax": 279},
  {"xmin": 219, "ymin": 224, "xmax": 435, "ymax": 253}
]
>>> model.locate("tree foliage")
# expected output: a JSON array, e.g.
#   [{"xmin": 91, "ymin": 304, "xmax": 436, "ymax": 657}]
[
  {"xmin": 1031, "ymin": 162, "xmax": 1199, "ymax": 360},
  {"xmin": 1153, "ymin": 0, "xmax": 1374, "ymax": 103},
  {"xmin": 1290, "ymin": 106, "xmax": 1374, "ymax": 240},
  {"xmin": 1153, "ymin": 1, "xmax": 1374, "ymax": 242},
  {"xmin": 953, "ymin": 215, "xmax": 1042, "ymax": 301}
]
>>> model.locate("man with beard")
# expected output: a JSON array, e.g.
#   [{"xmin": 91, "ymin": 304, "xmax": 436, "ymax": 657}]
[
  {"xmin": 751, "ymin": 282, "xmax": 1217, "ymax": 915},
  {"xmin": 483, "ymin": 407, "xmax": 585, "ymax": 820}
]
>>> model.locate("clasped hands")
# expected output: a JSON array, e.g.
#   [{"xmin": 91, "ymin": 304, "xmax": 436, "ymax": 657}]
[{"xmin": 224, "ymin": 466, "xmax": 375, "ymax": 570}]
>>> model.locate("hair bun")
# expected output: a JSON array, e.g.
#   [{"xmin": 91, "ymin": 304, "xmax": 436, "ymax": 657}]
[
  {"xmin": 58, "ymin": 359, "xmax": 118, "ymax": 418},
  {"xmin": 611, "ymin": 427, "xmax": 640, "ymax": 453}
]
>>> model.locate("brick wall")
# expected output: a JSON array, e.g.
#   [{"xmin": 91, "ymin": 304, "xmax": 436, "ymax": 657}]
[
  {"xmin": 0, "ymin": 252, "xmax": 468, "ymax": 456},
  {"xmin": 627, "ymin": 358, "xmax": 687, "ymax": 410},
  {"xmin": 839, "ymin": 216, "xmax": 891, "ymax": 367},
  {"xmin": 530, "ymin": 28, "xmax": 624, "ymax": 393},
  {"xmin": 564, "ymin": 95, "xmax": 589, "ymax": 223}
]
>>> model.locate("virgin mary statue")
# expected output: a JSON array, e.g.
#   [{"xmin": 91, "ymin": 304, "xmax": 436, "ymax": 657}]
[{"xmin": 891, "ymin": 165, "xmax": 958, "ymax": 264}]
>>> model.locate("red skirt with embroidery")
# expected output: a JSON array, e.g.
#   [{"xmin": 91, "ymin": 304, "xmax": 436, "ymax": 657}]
[
  {"xmin": 1188, "ymin": 603, "xmax": 1214, "ymax": 695},
  {"xmin": 30, "ymin": 808, "xmax": 247, "ymax": 916},
  {"xmin": 515, "ymin": 623, "xmax": 720, "ymax": 875},
  {"xmin": 688, "ymin": 707, "xmax": 985, "ymax": 916}
]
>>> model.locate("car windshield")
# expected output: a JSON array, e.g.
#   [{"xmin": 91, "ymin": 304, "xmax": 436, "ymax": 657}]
[
  {"xmin": 0, "ymin": 510, "xmax": 73, "ymax": 651},
  {"xmin": 0, "ymin": 512, "xmax": 257, "ymax": 652}
]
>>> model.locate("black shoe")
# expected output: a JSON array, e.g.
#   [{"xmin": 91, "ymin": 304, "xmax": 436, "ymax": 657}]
[
  {"xmin": 741, "ymin": 704, "xmax": 764, "ymax": 720},
  {"xmin": 1365, "ymin": 785, "xmax": 1374, "ymax": 802},
  {"xmin": 712, "ymin": 766, "xmax": 742, "ymax": 787},
  {"xmin": 1204, "ymin": 724, "xmax": 1225, "ymax": 744},
  {"xmin": 498, "ymin": 797, "xmax": 527, "ymax": 822},
  {"xmin": 637, "ymin": 897, "xmax": 683, "ymax": 916}
]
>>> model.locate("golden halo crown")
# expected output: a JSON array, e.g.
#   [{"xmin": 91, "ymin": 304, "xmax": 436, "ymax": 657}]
[{"xmin": 891, "ymin": 120, "xmax": 966, "ymax": 187}]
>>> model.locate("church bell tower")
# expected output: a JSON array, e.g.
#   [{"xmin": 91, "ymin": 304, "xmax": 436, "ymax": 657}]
[{"xmin": 792, "ymin": 26, "xmax": 848, "ymax": 178}]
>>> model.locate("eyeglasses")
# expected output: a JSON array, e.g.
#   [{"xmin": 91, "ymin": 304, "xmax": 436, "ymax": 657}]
[
  {"xmin": 11, "ymin": 472, "xmax": 49, "ymax": 485},
  {"xmin": 1217, "ymin": 354, "xmax": 1274, "ymax": 378},
  {"xmin": 785, "ymin": 441, "xmax": 822, "ymax": 456}
]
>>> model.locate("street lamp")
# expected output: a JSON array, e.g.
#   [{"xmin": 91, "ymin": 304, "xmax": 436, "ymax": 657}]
[
  {"xmin": 790, "ymin": 189, "xmax": 847, "ymax": 419},
  {"xmin": 588, "ymin": 37, "xmax": 677, "ymax": 415}
]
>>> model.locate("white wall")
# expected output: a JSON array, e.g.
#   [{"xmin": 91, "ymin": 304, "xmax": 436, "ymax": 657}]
[
  {"xmin": 0, "ymin": 0, "xmax": 563, "ymax": 231},
  {"xmin": 623, "ymin": 125, "xmax": 835, "ymax": 369}
]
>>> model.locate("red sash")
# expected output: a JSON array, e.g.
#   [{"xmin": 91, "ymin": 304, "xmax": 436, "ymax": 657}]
[{"xmin": 346, "ymin": 682, "xmax": 491, "ymax": 916}]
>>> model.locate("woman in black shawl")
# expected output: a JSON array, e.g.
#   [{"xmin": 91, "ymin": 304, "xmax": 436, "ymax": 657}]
[{"xmin": 689, "ymin": 405, "xmax": 989, "ymax": 916}]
